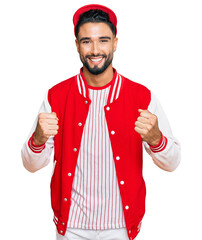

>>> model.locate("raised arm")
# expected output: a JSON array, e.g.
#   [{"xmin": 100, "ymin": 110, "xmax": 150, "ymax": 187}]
[
  {"xmin": 135, "ymin": 92, "xmax": 180, "ymax": 172},
  {"xmin": 21, "ymin": 92, "xmax": 58, "ymax": 173}
]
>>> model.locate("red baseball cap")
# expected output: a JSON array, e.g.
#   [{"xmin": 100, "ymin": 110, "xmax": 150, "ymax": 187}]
[{"xmin": 73, "ymin": 4, "xmax": 117, "ymax": 37}]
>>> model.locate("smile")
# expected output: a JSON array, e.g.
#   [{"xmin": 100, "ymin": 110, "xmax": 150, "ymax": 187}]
[
  {"xmin": 90, "ymin": 57, "xmax": 103, "ymax": 62},
  {"xmin": 88, "ymin": 57, "xmax": 104, "ymax": 65}
]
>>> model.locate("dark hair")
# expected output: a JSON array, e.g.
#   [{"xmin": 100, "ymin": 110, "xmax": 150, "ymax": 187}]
[{"xmin": 75, "ymin": 9, "xmax": 116, "ymax": 38}]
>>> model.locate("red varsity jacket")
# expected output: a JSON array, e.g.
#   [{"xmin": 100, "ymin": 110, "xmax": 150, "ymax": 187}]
[{"xmin": 48, "ymin": 69, "xmax": 151, "ymax": 240}]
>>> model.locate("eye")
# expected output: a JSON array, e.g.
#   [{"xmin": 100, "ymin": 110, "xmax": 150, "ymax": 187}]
[
  {"xmin": 100, "ymin": 39, "xmax": 108, "ymax": 43},
  {"xmin": 82, "ymin": 40, "xmax": 90, "ymax": 44}
]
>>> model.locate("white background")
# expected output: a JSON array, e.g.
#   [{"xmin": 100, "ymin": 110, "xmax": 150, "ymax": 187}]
[{"xmin": 0, "ymin": 0, "xmax": 201, "ymax": 239}]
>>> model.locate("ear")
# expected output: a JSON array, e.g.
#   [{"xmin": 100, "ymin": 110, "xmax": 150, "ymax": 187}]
[
  {"xmin": 75, "ymin": 39, "xmax": 79, "ymax": 53},
  {"xmin": 113, "ymin": 37, "xmax": 118, "ymax": 52}
]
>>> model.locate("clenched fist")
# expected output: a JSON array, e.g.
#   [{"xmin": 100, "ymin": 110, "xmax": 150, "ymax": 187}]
[
  {"xmin": 135, "ymin": 109, "xmax": 161, "ymax": 146},
  {"xmin": 32, "ymin": 112, "xmax": 59, "ymax": 146}
]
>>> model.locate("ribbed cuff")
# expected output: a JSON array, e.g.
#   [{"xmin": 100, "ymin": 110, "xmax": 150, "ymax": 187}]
[
  {"xmin": 28, "ymin": 133, "xmax": 46, "ymax": 153},
  {"xmin": 149, "ymin": 132, "xmax": 168, "ymax": 153}
]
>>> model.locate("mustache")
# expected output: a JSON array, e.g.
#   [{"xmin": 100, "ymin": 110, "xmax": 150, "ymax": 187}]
[{"xmin": 86, "ymin": 54, "xmax": 107, "ymax": 58}]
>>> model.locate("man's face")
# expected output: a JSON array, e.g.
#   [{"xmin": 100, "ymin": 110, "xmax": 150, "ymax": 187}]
[{"xmin": 76, "ymin": 22, "xmax": 118, "ymax": 75}]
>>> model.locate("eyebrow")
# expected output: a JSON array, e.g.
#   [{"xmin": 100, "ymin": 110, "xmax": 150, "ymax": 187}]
[
  {"xmin": 100, "ymin": 36, "xmax": 111, "ymax": 40},
  {"xmin": 79, "ymin": 37, "xmax": 90, "ymax": 42},
  {"xmin": 79, "ymin": 36, "xmax": 111, "ymax": 42}
]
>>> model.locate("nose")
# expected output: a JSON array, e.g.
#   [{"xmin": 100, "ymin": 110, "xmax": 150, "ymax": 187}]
[{"xmin": 91, "ymin": 41, "xmax": 100, "ymax": 56}]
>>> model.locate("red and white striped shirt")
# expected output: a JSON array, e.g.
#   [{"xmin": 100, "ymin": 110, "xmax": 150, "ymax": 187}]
[{"xmin": 67, "ymin": 81, "xmax": 126, "ymax": 229}]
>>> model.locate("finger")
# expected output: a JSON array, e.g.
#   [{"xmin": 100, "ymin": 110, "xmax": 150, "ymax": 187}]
[
  {"xmin": 39, "ymin": 112, "xmax": 58, "ymax": 120},
  {"xmin": 46, "ymin": 130, "xmax": 58, "ymax": 137},
  {"xmin": 136, "ymin": 116, "xmax": 151, "ymax": 124},
  {"xmin": 47, "ymin": 119, "xmax": 59, "ymax": 125},
  {"xmin": 52, "ymin": 112, "xmax": 59, "ymax": 120},
  {"xmin": 135, "ymin": 121, "xmax": 153, "ymax": 135},
  {"xmin": 38, "ymin": 119, "xmax": 58, "ymax": 128},
  {"xmin": 135, "ymin": 120, "xmax": 147, "ymax": 129},
  {"xmin": 44, "ymin": 129, "xmax": 58, "ymax": 136},
  {"xmin": 48, "ymin": 124, "xmax": 59, "ymax": 131},
  {"xmin": 138, "ymin": 109, "xmax": 155, "ymax": 119},
  {"xmin": 138, "ymin": 109, "xmax": 150, "ymax": 118},
  {"xmin": 134, "ymin": 126, "xmax": 146, "ymax": 136}
]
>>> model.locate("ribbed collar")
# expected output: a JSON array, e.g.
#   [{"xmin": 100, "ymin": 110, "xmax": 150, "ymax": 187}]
[{"xmin": 77, "ymin": 68, "xmax": 123, "ymax": 105}]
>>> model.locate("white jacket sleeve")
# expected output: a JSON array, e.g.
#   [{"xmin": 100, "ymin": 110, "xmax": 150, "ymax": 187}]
[
  {"xmin": 21, "ymin": 92, "xmax": 54, "ymax": 173},
  {"xmin": 143, "ymin": 92, "xmax": 181, "ymax": 172}
]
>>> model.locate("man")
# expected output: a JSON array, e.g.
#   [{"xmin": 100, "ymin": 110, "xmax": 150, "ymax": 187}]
[{"xmin": 21, "ymin": 4, "xmax": 180, "ymax": 240}]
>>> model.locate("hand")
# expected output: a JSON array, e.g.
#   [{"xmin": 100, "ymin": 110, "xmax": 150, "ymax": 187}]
[
  {"xmin": 33, "ymin": 112, "xmax": 59, "ymax": 146},
  {"xmin": 135, "ymin": 109, "xmax": 161, "ymax": 146}
]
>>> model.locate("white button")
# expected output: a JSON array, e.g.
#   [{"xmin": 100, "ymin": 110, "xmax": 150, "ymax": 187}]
[
  {"xmin": 111, "ymin": 130, "xmax": 115, "ymax": 135},
  {"xmin": 78, "ymin": 122, "xmax": 82, "ymax": 126},
  {"xmin": 73, "ymin": 148, "xmax": 77, "ymax": 152},
  {"xmin": 62, "ymin": 222, "xmax": 65, "ymax": 225},
  {"xmin": 129, "ymin": 230, "xmax": 131, "ymax": 234},
  {"xmin": 85, "ymin": 100, "xmax": 88, "ymax": 104},
  {"xmin": 60, "ymin": 230, "xmax": 63, "ymax": 234},
  {"xmin": 68, "ymin": 172, "xmax": 72, "ymax": 176},
  {"xmin": 106, "ymin": 106, "xmax": 110, "ymax": 111},
  {"xmin": 120, "ymin": 181, "xmax": 124, "ymax": 185},
  {"xmin": 125, "ymin": 205, "xmax": 129, "ymax": 210},
  {"xmin": 64, "ymin": 198, "xmax": 68, "ymax": 202},
  {"xmin": 116, "ymin": 156, "xmax": 120, "ymax": 160}
]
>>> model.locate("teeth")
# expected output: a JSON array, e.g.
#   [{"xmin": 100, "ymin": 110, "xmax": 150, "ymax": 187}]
[{"xmin": 90, "ymin": 58, "xmax": 103, "ymax": 62}]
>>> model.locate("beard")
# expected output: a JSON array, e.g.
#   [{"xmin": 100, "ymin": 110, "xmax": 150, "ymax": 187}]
[{"xmin": 80, "ymin": 53, "xmax": 113, "ymax": 75}]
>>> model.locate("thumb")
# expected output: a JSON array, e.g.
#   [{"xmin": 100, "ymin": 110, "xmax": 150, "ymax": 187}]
[{"xmin": 138, "ymin": 109, "xmax": 144, "ymax": 113}]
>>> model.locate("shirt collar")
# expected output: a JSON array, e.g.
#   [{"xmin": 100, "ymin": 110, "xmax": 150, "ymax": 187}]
[{"xmin": 77, "ymin": 68, "xmax": 123, "ymax": 105}]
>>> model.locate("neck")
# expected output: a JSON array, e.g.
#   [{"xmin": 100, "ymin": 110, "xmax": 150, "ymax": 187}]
[{"xmin": 82, "ymin": 64, "xmax": 114, "ymax": 87}]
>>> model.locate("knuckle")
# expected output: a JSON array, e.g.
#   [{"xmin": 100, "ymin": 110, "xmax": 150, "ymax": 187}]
[
  {"xmin": 150, "ymin": 120, "xmax": 155, "ymax": 127},
  {"xmin": 53, "ymin": 130, "xmax": 58, "ymax": 135},
  {"xmin": 153, "ymin": 114, "xmax": 157, "ymax": 120},
  {"xmin": 146, "ymin": 125, "xmax": 151, "ymax": 131},
  {"xmin": 39, "ymin": 119, "xmax": 43, "ymax": 125},
  {"xmin": 134, "ymin": 127, "xmax": 139, "ymax": 132},
  {"xmin": 144, "ymin": 129, "xmax": 149, "ymax": 135},
  {"xmin": 38, "ymin": 113, "xmax": 45, "ymax": 119}
]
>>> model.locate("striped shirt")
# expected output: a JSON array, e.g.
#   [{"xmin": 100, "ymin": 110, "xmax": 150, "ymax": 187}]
[{"xmin": 66, "ymin": 80, "xmax": 126, "ymax": 230}]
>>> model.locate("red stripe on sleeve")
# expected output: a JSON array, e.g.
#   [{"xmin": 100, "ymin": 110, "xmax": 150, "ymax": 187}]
[
  {"xmin": 28, "ymin": 133, "xmax": 46, "ymax": 153},
  {"xmin": 149, "ymin": 132, "xmax": 168, "ymax": 153}
]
